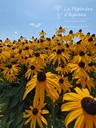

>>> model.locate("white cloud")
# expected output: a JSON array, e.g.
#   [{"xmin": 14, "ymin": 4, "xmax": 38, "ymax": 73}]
[
  {"xmin": 29, "ymin": 23, "xmax": 42, "ymax": 28},
  {"xmin": 14, "ymin": 31, "xmax": 18, "ymax": 34}
]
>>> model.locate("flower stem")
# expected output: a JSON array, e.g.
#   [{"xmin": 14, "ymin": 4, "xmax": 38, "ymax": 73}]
[{"xmin": 51, "ymin": 102, "xmax": 55, "ymax": 128}]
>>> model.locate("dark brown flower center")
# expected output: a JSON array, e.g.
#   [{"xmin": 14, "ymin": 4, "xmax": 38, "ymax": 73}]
[
  {"xmin": 87, "ymin": 32, "xmax": 90, "ymax": 35},
  {"xmin": 41, "ymin": 30, "xmax": 44, "ymax": 32},
  {"xmin": 35, "ymin": 52, "xmax": 40, "ymax": 57},
  {"xmin": 12, "ymin": 55, "xmax": 14, "ymax": 58},
  {"xmin": 91, "ymin": 34, "xmax": 95, "ymax": 37},
  {"xmin": 79, "ymin": 51, "xmax": 85, "ymax": 56},
  {"xmin": 69, "ymin": 30, "xmax": 73, "ymax": 34},
  {"xmin": 24, "ymin": 46, "xmax": 29, "ymax": 50},
  {"xmin": 57, "ymin": 49, "xmax": 62, "ymax": 54},
  {"xmin": 88, "ymin": 37, "xmax": 93, "ymax": 42},
  {"xmin": 7, "ymin": 64, "xmax": 12, "ymax": 68},
  {"xmin": 59, "ymin": 26, "xmax": 62, "ymax": 29},
  {"xmin": 25, "ymin": 56, "xmax": 28, "ymax": 60},
  {"xmin": 78, "ymin": 29, "xmax": 82, "ymax": 32},
  {"xmin": 59, "ymin": 78, "xmax": 64, "ymax": 83},
  {"xmin": 58, "ymin": 43, "xmax": 61, "ymax": 46},
  {"xmin": 30, "ymin": 65, "xmax": 35, "ymax": 70},
  {"xmin": 81, "ymin": 97, "xmax": 96, "ymax": 115},
  {"xmin": 45, "ymin": 47, "xmax": 48, "ymax": 50},
  {"xmin": 62, "ymin": 48, "xmax": 65, "ymax": 52},
  {"xmin": 87, "ymin": 53, "xmax": 91, "ymax": 56},
  {"xmin": 66, "ymin": 44, "xmax": 69, "ymax": 48},
  {"xmin": 78, "ymin": 61, "xmax": 85, "ymax": 68},
  {"xmin": 19, "ymin": 50, "xmax": 22, "ymax": 54},
  {"xmin": 76, "ymin": 40, "xmax": 82, "ymax": 44},
  {"xmin": 61, "ymin": 64, "xmax": 65, "ymax": 68},
  {"xmin": 37, "ymin": 72, "xmax": 46, "ymax": 82},
  {"xmin": 88, "ymin": 63, "xmax": 93, "ymax": 66},
  {"xmin": 12, "ymin": 47, "xmax": 15, "ymax": 50},
  {"xmin": 32, "ymin": 108, "xmax": 38, "ymax": 115}
]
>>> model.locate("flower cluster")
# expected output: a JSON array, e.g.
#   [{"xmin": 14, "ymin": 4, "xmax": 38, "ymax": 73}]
[{"xmin": 0, "ymin": 27, "xmax": 96, "ymax": 128}]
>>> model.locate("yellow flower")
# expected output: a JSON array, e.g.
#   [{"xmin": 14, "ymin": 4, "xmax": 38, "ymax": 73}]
[
  {"xmin": 0, "ymin": 50, "xmax": 10, "ymax": 62},
  {"xmin": 23, "ymin": 72, "xmax": 59, "ymax": 105},
  {"xmin": 85, "ymin": 62, "xmax": 96, "ymax": 72},
  {"xmin": 22, "ymin": 45, "xmax": 33, "ymax": 57},
  {"xmin": 25, "ymin": 64, "xmax": 41, "ymax": 79},
  {"xmin": 61, "ymin": 87, "xmax": 96, "ymax": 128},
  {"xmin": 68, "ymin": 61, "xmax": 88, "ymax": 78},
  {"xmin": 42, "ymin": 46, "xmax": 51, "ymax": 56},
  {"xmin": 39, "ymin": 30, "xmax": 46, "ymax": 37},
  {"xmin": 28, "ymin": 52, "xmax": 47, "ymax": 68},
  {"xmin": 69, "ymin": 40, "xmax": 84, "ymax": 53},
  {"xmin": 74, "ymin": 29, "xmax": 84, "ymax": 39},
  {"xmin": 16, "ymin": 48, "xmax": 29, "ymax": 65},
  {"xmin": 56, "ymin": 64, "xmax": 69, "ymax": 75},
  {"xmin": 57, "ymin": 76, "xmax": 72, "ymax": 93},
  {"xmin": 2, "ymin": 63, "xmax": 21, "ymax": 82},
  {"xmin": 49, "ymin": 49, "xmax": 69, "ymax": 65},
  {"xmin": 73, "ymin": 75, "xmax": 95, "ymax": 91},
  {"xmin": 63, "ymin": 30, "xmax": 74, "ymax": 41},
  {"xmin": 23, "ymin": 103, "xmax": 49, "ymax": 128},
  {"xmin": 55, "ymin": 26, "xmax": 66, "ymax": 35},
  {"xmin": 73, "ymin": 51, "xmax": 90, "ymax": 64}
]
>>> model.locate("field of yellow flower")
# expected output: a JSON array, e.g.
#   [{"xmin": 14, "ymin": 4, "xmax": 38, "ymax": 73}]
[{"xmin": 0, "ymin": 27, "xmax": 96, "ymax": 128}]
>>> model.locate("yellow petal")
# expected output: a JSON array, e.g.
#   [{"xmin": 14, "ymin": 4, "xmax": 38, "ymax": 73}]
[
  {"xmin": 37, "ymin": 116, "xmax": 43, "ymax": 128},
  {"xmin": 22, "ymin": 82, "xmax": 36, "ymax": 100},
  {"xmin": 40, "ymin": 115, "xmax": 48, "ymax": 125},
  {"xmin": 85, "ymin": 114, "xmax": 93, "ymax": 128},
  {"xmin": 74, "ymin": 114, "xmax": 85, "ymax": 128},
  {"xmin": 41, "ymin": 110, "xmax": 49, "ymax": 114},
  {"xmin": 64, "ymin": 108, "xmax": 82, "ymax": 127},
  {"xmin": 75, "ymin": 87, "xmax": 85, "ymax": 97},
  {"xmin": 40, "ymin": 83, "xmax": 44, "ymax": 105},
  {"xmin": 47, "ymin": 78, "xmax": 60, "ymax": 90},
  {"xmin": 63, "ymin": 93, "xmax": 81, "ymax": 101},
  {"xmin": 29, "ymin": 106, "xmax": 33, "ymax": 110},
  {"xmin": 45, "ymin": 83, "xmax": 59, "ymax": 100},
  {"xmin": 23, "ymin": 113, "xmax": 32, "ymax": 118},
  {"xmin": 0, "ymin": 114, "xmax": 3, "ymax": 117},
  {"xmin": 61, "ymin": 101, "xmax": 81, "ymax": 112},
  {"xmin": 26, "ymin": 79, "xmax": 36, "ymax": 87},
  {"xmin": 93, "ymin": 115, "xmax": 96, "ymax": 126},
  {"xmin": 24, "ymin": 116, "xmax": 32, "ymax": 125},
  {"xmin": 33, "ymin": 84, "xmax": 40, "ymax": 106},
  {"xmin": 82, "ymin": 88, "xmax": 90, "ymax": 96},
  {"xmin": 25, "ymin": 110, "xmax": 32, "ymax": 114},
  {"xmin": 30, "ymin": 116, "xmax": 36, "ymax": 128}
]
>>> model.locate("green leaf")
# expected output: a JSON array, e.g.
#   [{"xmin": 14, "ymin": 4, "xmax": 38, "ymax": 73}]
[
  {"xmin": 15, "ymin": 113, "xmax": 23, "ymax": 126},
  {"xmin": 16, "ymin": 120, "xmax": 25, "ymax": 128},
  {"xmin": 0, "ymin": 123, "xmax": 3, "ymax": 128},
  {"xmin": 9, "ymin": 96, "xmax": 19, "ymax": 109},
  {"xmin": 7, "ymin": 87, "xmax": 20, "ymax": 96},
  {"xmin": 45, "ymin": 96, "xmax": 52, "ymax": 104},
  {"xmin": 0, "ymin": 103, "xmax": 6, "ymax": 107},
  {"xmin": 9, "ymin": 112, "xmax": 15, "ymax": 120},
  {"xmin": 18, "ymin": 102, "xmax": 24, "ymax": 113},
  {"xmin": 6, "ymin": 119, "xmax": 14, "ymax": 128}
]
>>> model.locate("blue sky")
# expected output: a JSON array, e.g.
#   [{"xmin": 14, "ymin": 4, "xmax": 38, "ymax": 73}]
[{"xmin": 0, "ymin": 0, "xmax": 96, "ymax": 41}]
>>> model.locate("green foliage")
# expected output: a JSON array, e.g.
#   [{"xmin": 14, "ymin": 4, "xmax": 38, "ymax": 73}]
[{"xmin": 0, "ymin": 79, "xmax": 26, "ymax": 128}]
